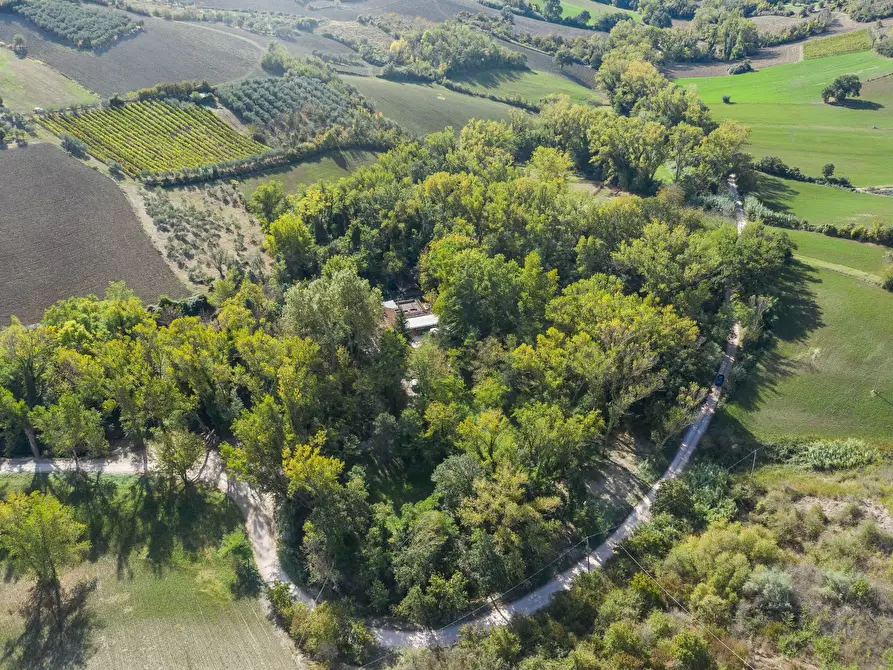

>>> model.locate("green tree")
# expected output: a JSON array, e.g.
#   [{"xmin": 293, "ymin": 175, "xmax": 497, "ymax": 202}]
[
  {"xmin": 267, "ymin": 211, "xmax": 319, "ymax": 282},
  {"xmin": 151, "ymin": 424, "xmax": 206, "ymax": 488},
  {"xmin": 822, "ymin": 74, "xmax": 861, "ymax": 103},
  {"xmin": 248, "ymin": 180, "xmax": 287, "ymax": 224},
  {"xmin": 282, "ymin": 258, "xmax": 383, "ymax": 361},
  {"xmin": 0, "ymin": 491, "xmax": 89, "ymax": 617},
  {"xmin": 31, "ymin": 393, "xmax": 108, "ymax": 469},
  {"xmin": 553, "ymin": 47, "xmax": 573, "ymax": 70},
  {"xmin": 670, "ymin": 631, "xmax": 716, "ymax": 670}
]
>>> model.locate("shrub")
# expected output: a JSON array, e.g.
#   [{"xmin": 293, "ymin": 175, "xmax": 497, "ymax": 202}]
[
  {"xmin": 722, "ymin": 94, "xmax": 732, "ymax": 103},
  {"xmin": 794, "ymin": 438, "xmax": 879, "ymax": 471},
  {"xmin": 59, "ymin": 132, "xmax": 87, "ymax": 158},
  {"xmin": 882, "ymin": 266, "xmax": 893, "ymax": 291},
  {"xmin": 727, "ymin": 60, "xmax": 752, "ymax": 75},
  {"xmin": 743, "ymin": 565, "xmax": 797, "ymax": 619}
]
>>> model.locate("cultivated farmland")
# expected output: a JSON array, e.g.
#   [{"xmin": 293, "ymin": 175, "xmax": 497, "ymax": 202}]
[
  {"xmin": 13, "ymin": 0, "xmax": 143, "ymax": 49},
  {"xmin": 803, "ymin": 27, "xmax": 873, "ymax": 59},
  {"xmin": 41, "ymin": 100, "xmax": 268, "ymax": 175},
  {"xmin": 0, "ymin": 144, "xmax": 184, "ymax": 323},
  {"xmin": 0, "ymin": 13, "xmax": 264, "ymax": 96},
  {"xmin": 239, "ymin": 149, "xmax": 381, "ymax": 197},
  {"xmin": 678, "ymin": 52, "xmax": 893, "ymax": 185}
]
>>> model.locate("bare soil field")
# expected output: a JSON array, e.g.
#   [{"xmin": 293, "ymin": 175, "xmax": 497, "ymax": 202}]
[
  {"xmin": 0, "ymin": 144, "xmax": 185, "ymax": 323},
  {"xmin": 0, "ymin": 11, "xmax": 264, "ymax": 96},
  {"xmin": 665, "ymin": 41, "xmax": 802, "ymax": 77}
]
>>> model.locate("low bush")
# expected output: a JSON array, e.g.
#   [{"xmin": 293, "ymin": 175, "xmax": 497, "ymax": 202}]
[
  {"xmin": 60, "ymin": 132, "xmax": 87, "ymax": 158},
  {"xmin": 728, "ymin": 60, "xmax": 752, "ymax": 75}
]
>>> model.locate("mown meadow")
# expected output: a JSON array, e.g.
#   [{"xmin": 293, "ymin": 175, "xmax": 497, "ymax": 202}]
[
  {"xmin": 678, "ymin": 52, "xmax": 893, "ymax": 185},
  {"xmin": 724, "ymin": 232, "xmax": 893, "ymax": 442}
]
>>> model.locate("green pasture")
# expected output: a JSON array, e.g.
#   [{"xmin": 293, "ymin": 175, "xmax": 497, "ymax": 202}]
[
  {"xmin": 0, "ymin": 473, "xmax": 300, "ymax": 670},
  {"xmin": 724, "ymin": 254, "xmax": 893, "ymax": 442},
  {"xmin": 755, "ymin": 174, "xmax": 893, "ymax": 230},
  {"xmin": 450, "ymin": 68, "xmax": 604, "ymax": 106},
  {"xmin": 785, "ymin": 228, "xmax": 889, "ymax": 276},
  {"xmin": 239, "ymin": 149, "xmax": 381, "ymax": 198},
  {"xmin": 0, "ymin": 46, "xmax": 96, "ymax": 113},
  {"xmin": 340, "ymin": 75, "xmax": 516, "ymax": 136},
  {"xmin": 803, "ymin": 28, "xmax": 872, "ymax": 59},
  {"xmin": 677, "ymin": 53, "xmax": 893, "ymax": 185},
  {"xmin": 530, "ymin": 0, "xmax": 640, "ymax": 23}
]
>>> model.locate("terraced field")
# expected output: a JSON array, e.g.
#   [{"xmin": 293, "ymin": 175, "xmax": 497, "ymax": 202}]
[
  {"xmin": 42, "ymin": 100, "xmax": 268, "ymax": 175},
  {"xmin": 0, "ymin": 144, "xmax": 184, "ymax": 323},
  {"xmin": 678, "ymin": 52, "xmax": 893, "ymax": 185}
]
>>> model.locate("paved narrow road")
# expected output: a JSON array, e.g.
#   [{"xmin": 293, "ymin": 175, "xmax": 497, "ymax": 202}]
[{"xmin": 0, "ymin": 176, "xmax": 748, "ymax": 648}]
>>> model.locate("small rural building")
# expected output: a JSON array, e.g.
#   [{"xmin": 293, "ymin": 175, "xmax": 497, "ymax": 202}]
[{"xmin": 382, "ymin": 298, "xmax": 439, "ymax": 347}]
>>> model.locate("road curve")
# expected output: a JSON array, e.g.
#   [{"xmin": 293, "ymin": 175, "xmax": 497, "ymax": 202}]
[{"xmin": 0, "ymin": 178, "xmax": 747, "ymax": 648}]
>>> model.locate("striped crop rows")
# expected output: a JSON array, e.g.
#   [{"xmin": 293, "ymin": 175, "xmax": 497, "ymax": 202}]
[{"xmin": 41, "ymin": 100, "xmax": 268, "ymax": 175}]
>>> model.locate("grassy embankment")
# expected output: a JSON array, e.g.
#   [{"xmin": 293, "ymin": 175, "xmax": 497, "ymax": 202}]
[
  {"xmin": 529, "ymin": 0, "xmax": 640, "ymax": 23},
  {"xmin": 678, "ymin": 52, "xmax": 893, "ymax": 186},
  {"xmin": 0, "ymin": 473, "xmax": 300, "ymax": 670},
  {"xmin": 754, "ymin": 173, "xmax": 893, "ymax": 230},
  {"xmin": 239, "ymin": 149, "xmax": 381, "ymax": 198}
]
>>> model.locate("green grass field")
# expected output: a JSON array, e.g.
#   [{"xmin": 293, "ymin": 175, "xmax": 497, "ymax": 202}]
[
  {"xmin": 0, "ymin": 46, "xmax": 96, "ymax": 112},
  {"xmin": 803, "ymin": 28, "xmax": 873, "ymax": 59},
  {"xmin": 755, "ymin": 174, "xmax": 893, "ymax": 229},
  {"xmin": 340, "ymin": 75, "xmax": 516, "ymax": 136},
  {"xmin": 786, "ymin": 228, "xmax": 889, "ymax": 275},
  {"xmin": 678, "ymin": 53, "xmax": 893, "ymax": 185},
  {"xmin": 530, "ymin": 0, "xmax": 639, "ymax": 22},
  {"xmin": 239, "ymin": 149, "xmax": 380, "ymax": 198},
  {"xmin": 724, "ymin": 251, "xmax": 893, "ymax": 441},
  {"xmin": 0, "ymin": 474, "xmax": 300, "ymax": 670},
  {"xmin": 450, "ymin": 68, "xmax": 603, "ymax": 106}
]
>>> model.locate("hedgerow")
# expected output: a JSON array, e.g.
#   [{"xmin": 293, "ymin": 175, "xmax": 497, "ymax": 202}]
[{"xmin": 13, "ymin": 0, "xmax": 143, "ymax": 49}]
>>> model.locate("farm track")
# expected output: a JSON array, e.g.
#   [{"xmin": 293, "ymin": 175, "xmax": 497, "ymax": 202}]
[{"xmin": 0, "ymin": 144, "xmax": 185, "ymax": 323}]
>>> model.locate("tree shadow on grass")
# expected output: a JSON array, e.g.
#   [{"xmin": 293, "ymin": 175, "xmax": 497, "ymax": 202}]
[
  {"xmin": 24, "ymin": 472, "xmax": 241, "ymax": 577},
  {"xmin": 753, "ymin": 173, "xmax": 797, "ymax": 213},
  {"xmin": 835, "ymin": 99, "xmax": 884, "ymax": 111},
  {"xmin": 730, "ymin": 259, "xmax": 824, "ymax": 413},
  {"xmin": 1, "ymin": 579, "xmax": 99, "ymax": 670}
]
